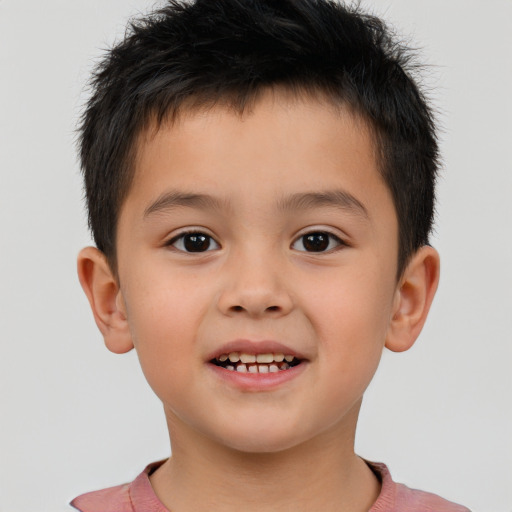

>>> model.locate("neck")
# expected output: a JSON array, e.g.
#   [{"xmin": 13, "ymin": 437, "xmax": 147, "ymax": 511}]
[{"xmin": 150, "ymin": 404, "xmax": 380, "ymax": 512}]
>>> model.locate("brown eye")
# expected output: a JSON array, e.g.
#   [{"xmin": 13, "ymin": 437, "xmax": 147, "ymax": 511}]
[
  {"xmin": 304, "ymin": 233, "xmax": 329, "ymax": 251},
  {"xmin": 292, "ymin": 231, "xmax": 343, "ymax": 252},
  {"xmin": 170, "ymin": 232, "xmax": 220, "ymax": 252}
]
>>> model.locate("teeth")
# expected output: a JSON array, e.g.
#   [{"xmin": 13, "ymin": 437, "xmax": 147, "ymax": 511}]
[
  {"xmin": 222, "ymin": 361, "xmax": 296, "ymax": 373},
  {"xmin": 216, "ymin": 351, "xmax": 299, "ymax": 373},
  {"xmin": 218, "ymin": 352, "xmax": 296, "ymax": 364},
  {"xmin": 228, "ymin": 352, "xmax": 240, "ymax": 363},
  {"xmin": 240, "ymin": 353, "xmax": 256, "ymax": 363},
  {"xmin": 256, "ymin": 353, "xmax": 273, "ymax": 363}
]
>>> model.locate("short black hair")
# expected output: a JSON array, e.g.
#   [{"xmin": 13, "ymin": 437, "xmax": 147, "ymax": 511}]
[{"xmin": 79, "ymin": 0, "xmax": 439, "ymax": 276}]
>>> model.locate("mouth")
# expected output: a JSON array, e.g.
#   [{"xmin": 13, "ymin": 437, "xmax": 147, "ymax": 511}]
[{"xmin": 211, "ymin": 352, "xmax": 302, "ymax": 373}]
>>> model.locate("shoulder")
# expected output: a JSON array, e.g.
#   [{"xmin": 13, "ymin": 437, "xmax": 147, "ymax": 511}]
[
  {"xmin": 70, "ymin": 460, "xmax": 168, "ymax": 512},
  {"xmin": 70, "ymin": 483, "xmax": 133, "ymax": 512},
  {"xmin": 368, "ymin": 461, "xmax": 471, "ymax": 512},
  {"xmin": 394, "ymin": 482, "xmax": 471, "ymax": 512}
]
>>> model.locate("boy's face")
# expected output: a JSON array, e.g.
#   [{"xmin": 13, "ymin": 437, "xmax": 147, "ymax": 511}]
[{"xmin": 114, "ymin": 92, "xmax": 401, "ymax": 453}]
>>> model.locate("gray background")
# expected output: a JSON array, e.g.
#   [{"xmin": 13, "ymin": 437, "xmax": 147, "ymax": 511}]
[{"xmin": 1, "ymin": 1, "xmax": 511, "ymax": 511}]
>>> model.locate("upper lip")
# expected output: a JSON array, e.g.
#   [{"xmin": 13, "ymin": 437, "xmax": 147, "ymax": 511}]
[{"xmin": 206, "ymin": 339, "xmax": 307, "ymax": 361}]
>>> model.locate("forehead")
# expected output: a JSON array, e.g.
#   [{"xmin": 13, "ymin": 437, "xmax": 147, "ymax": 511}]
[{"xmin": 126, "ymin": 90, "xmax": 392, "ymax": 225}]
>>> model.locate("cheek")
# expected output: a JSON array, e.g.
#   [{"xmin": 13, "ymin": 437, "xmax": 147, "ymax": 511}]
[
  {"xmin": 121, "ymin": 270, "xmax": 211, "ymax": 397},
  {"xmin": 308, "ymin": 267, "xmax": 395, "ymax": 385}
]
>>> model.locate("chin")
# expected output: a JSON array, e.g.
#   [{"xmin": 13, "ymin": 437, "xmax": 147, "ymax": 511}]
[
  {"xmin": 223, "ymin": 437, "xmax": 303, "ymax": 455},
  {"xmin": 211, "ymin": 420, "xmax": 311, "ymax": 455}
]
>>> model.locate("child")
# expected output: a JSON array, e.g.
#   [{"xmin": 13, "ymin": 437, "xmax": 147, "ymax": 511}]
[{"xmin": 71, "ymin": 0, "xmax": 470, "ymax": 510}]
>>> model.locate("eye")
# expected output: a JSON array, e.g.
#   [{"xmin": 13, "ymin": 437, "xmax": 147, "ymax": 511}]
[
  {"xmin": 168, "ymin": 232, "xmax": 220, "ymax": 253},
  {"xmin": 291, "ymin": 231, "xmax": 344, "ymax": 253}
]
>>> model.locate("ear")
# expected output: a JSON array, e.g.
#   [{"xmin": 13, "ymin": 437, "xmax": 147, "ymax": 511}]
[
  {"xmin": 385, "ymin": 246, "xmax": 440, "ymax": 353},
  {"xmin": 77, "ymin": 247, "xmax": 134, "ymax": 354}
]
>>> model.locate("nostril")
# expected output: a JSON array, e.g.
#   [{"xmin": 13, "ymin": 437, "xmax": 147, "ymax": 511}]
[{"xmin": 229, "ymin": 305, "xmax": 281, "ymax": 313}]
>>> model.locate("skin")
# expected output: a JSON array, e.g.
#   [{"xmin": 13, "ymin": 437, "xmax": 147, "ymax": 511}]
[{"xmin": 78, "ymin": 90, "xmax": 440, "ymax": 512}]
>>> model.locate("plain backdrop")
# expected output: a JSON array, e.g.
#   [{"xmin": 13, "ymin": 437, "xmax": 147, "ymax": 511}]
[{"xmin": 1, "ymin": 1, "xmax": 511, "ymax": 511}]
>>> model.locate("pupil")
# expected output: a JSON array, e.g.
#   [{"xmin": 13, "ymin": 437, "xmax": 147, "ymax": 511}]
[
  {"xmin": 184, "ymin": 234, "xmax": 210, "ymax": 252},
  {"xmin": 303, "ymin": 233, "xmax": 329, "ymax": 252}
]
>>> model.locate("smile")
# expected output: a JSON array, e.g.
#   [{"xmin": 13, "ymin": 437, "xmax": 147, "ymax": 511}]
[{"xmin": 211, "ymin": 352, "xmax": 302, "ymax": 373}]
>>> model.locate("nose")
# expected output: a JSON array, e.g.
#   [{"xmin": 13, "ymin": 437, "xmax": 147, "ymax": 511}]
[{"xmin": 216, "ymin": 249, "xmax": 294, "ymax": 318}]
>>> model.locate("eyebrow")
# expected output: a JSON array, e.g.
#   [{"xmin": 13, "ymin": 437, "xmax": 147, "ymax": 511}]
[
  {"xmin": 277, "ymin": 190, "xmax": 369, "ymax": 219},
  {"xmin": 143, "ymin": 188, "xmax": 368, "ymax": 220},
  {"xmin": 143, "ymin": 191, "xmax": 227, "ymax": 218}
]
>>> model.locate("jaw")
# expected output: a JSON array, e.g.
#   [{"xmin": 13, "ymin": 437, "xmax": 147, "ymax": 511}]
[{"xmin": 163, "ymin": 391, "xmax": 362, "ymax": 456}]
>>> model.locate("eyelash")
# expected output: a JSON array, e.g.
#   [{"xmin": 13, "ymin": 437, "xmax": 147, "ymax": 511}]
[
  {"xmin": 166, "ymin": 230, "xmax": 346, "ymax": 254},
  {"xmin": 291, "ymin": 231, "xmax": 346, "ymax": 253},
  {"xmin": 167, "ymin": 230, "xmax": 220, "ymax": 253}
]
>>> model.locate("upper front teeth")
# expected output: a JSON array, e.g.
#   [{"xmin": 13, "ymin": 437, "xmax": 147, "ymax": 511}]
[
  {"xmin": 221, "ymin": 352, "xmax": 294, "ymax": 363},
  {"xmin": 256, "ymin": 353, "xmax": 273, "ymax": 363},
  {"xmin": 240, "ymin": 353, "xmax": 256, "ymax": 363}
]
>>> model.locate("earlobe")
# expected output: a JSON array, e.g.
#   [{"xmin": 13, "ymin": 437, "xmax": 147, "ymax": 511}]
[
  {"xmin": 385, "ymin": 246, "xmax": 440, "ymax": 353},
  {"xmin": 77, "ymin": 247, "xmax": 134, "ymax": 354}
]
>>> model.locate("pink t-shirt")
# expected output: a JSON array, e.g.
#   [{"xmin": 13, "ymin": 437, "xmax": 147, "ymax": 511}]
[{"xmin": 70, "ymin": 460, "xmax": 470, "ymax": 512}]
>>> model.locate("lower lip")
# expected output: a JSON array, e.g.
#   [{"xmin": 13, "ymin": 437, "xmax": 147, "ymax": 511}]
[{"xmin": 207, "ymin": 362, "xmax": 307, "ymax": 391}]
